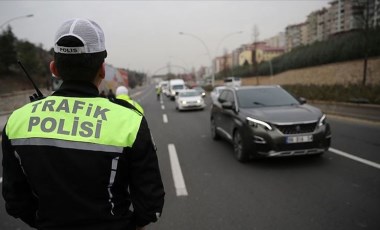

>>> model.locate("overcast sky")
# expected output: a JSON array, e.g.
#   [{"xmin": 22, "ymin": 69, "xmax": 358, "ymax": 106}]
[{"xmin": 0, "ymin": 0, "xmax": 330, "ymax": 75}]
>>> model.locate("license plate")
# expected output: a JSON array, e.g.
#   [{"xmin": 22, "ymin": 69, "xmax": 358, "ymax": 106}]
[{"xmin": 286, "ymin": 135, "xmax": 313, "ymax": 144}]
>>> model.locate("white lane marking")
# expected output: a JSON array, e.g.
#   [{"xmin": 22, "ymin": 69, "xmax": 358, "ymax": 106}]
[
  {"xmin": 161, "ymin": 105, "xmax": 165, "ymax": 110},
  {"xmin": 163, "ymin": 114, "xmax": 168, "ymax": 123},
  {"xmin": 168, "ymin": 144, "xmax": 188, "ymax": 196},
  {"xmin": 329, "ymin": 148, "xmax": 380, "ymax": 170},
  {"xmin": 131, "ymin": 86, "xmax": 155, "ymax": 102},
  {"xmin": 0, "ymin": 177, "xmax": 2, "ymax": 184}
]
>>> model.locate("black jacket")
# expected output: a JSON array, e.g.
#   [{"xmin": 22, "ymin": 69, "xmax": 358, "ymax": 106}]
[{"xmin": 2, "ymin": 81, "xmax": 165, "ymax": 230}]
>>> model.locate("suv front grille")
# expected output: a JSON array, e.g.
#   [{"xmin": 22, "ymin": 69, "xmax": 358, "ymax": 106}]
[{"xmin": 275, "ymin": 122, "xmax": 317, "ymax": 135}]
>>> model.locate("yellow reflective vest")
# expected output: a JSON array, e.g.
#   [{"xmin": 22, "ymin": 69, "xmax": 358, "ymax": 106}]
[
  {"xmin": 7, "ymin": 96, "xmax": 142, "ymax": 148},
  {"xmin": 116, "ymin": 94, "xmax": 144, "ymax": 115}
]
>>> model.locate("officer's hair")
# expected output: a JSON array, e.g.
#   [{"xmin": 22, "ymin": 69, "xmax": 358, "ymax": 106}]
[{"xmin": 54, "ymin": 36, "xmax": 107, "ymax": 82}]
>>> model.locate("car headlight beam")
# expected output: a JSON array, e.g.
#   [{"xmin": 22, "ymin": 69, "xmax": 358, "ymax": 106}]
[
  {"xmin": 318, "ymin": 114, "xmax": 326, "ymax": 127},
  {"xmin": 246, "ymin": 117, "xmax": 272, "ymax": 130}
]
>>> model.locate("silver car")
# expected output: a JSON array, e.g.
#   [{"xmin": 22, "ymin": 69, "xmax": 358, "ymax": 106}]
[
  {"xmin": 210, "ymin": 85, "xmax": 331, "ymax": 162},
  {"xmin": 175, "ymin": 89, "xmax": 205, "ymax": 111}
]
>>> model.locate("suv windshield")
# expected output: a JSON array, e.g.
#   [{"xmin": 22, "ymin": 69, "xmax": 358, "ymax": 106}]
[
  {"xmin": 237, "ymin": 87, "xmax": 300, "ymax": 108},
  {"xmin": 172, "ymin": 85, "xmax": 184, "ymax": 90}
]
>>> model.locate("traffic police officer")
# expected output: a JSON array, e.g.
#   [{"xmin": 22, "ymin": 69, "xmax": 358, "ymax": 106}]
[
  {"xmin": 2, "ymin": 18, "xmax": 165, "ymax": 230},
  {"xmin": 115, "ymin": 86, "xmax": 144, "ymax": 114}
]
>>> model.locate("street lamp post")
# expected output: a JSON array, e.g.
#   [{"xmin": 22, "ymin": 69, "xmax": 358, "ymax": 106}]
[
  {"xmin": 268, "ymin": 59, "xmax": 273, "ymax": 84},
  {"xmin": 215, "ymin": 31, "xmax": 243, "ymax": 57},
  {"xmin": 268, "ymin": 59, "xmax": 273, "ymax": 77},
  {"xmin": 215, "ymin": 31, "xmax": 243, "ymax": 80},
  {"xmin": 168, "ymin": 55, "xmax": 190, "ymax": 73},
  {"xmin": 179, "ymin": 31, "xmax": 243, "ymax": 87},
  {"xmin": 0, "ymin": 14, "xmax": 34, "ymax": 30},
  {"xmin": 179, "ymin": 31, "xmax": 215, "ymax": 87}
]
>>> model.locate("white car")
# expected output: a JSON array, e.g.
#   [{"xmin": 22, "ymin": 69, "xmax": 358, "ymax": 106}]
[
  {"xmin": 210, "ymin": 86, "xmax": 226, "ymax": 103},
  {"xmin": 223, "ymin": 76, "xmax": 241, "ymax": 87},
  {"xmin": 175, "ymin": 89, "xmax": 205, "ymax": 111}
]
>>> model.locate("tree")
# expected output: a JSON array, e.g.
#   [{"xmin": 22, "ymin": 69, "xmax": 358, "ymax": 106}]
[
  {"xmin": 17, "ymin": 41, "xmax": 41, "ymax": 74},
  {"xmin": 127, "ymin": 70, "xmax": 147, "ymax": 88},
  {"xmin": 251, "ymin": 24, "xmax": 260, "ymax": 84},
  {"xmin": 221, "ymin": 49, "xmax": 231, "ymax": 79},
  {"xmin": 0, "ymin": 26, "xmax": 17, "ymax": 74},
  {"xmin": 352, "ymin": 0, "xmax": 379, "ymax": 85}
]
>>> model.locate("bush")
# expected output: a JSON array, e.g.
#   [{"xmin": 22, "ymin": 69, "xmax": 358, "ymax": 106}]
[
  {"xmin": 231, "ymin": 29, "xmax": 380, "ymax": 78},
  {"xmin": 282, "ymin": 84, "xmax": 380, "ymax": 104}
]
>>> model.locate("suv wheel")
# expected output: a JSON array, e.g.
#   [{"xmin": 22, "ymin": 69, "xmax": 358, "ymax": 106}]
[
  {"xmin": 210, "ymin": 118, "xmax": 220, "ymax": 140},
  {"xmin": 233, "ymin": 130, "xmax": 249, "ymax": 163}
]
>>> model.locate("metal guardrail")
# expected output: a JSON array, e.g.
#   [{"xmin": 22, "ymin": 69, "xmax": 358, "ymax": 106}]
[
  {"xmin": 310, "ymin": 101, "xmax": 380, "ymax": 122},
  {"xmin": 0, "ymin": 89, "xmax": 51, "ymax": 115}
]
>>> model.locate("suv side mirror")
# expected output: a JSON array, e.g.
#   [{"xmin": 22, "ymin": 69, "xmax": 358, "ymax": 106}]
[{"xmin": 299, "ymin": 97, "xmax": 307, "ymax": 104}]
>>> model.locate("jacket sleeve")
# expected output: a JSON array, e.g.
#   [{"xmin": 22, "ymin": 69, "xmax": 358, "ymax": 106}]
[
  {"xmin": 127, "ymin": 117, "xmax": 165, "ymax": 227},
  {"xmin": 2, "ymin": 125, "xmax": 38, "ymax": 228}
]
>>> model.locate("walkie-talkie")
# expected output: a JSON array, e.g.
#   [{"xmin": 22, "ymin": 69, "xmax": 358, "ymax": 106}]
[{"xmin": 17, "ymin": 60, "xmax": 45, "ymax": 102}]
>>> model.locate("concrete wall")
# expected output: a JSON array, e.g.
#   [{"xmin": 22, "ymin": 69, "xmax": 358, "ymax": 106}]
[{"xmin": 216, "ymin": 57, "xmax": 380, "ymax": 86}]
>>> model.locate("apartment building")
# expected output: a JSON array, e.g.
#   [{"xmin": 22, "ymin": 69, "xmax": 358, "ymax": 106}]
[
  {"xmin": 285, "ymin": 0, "xmax": 379, "ymax": 52},
  {"xmin": 237, "ymin": 42, "xmax": 284, "ymax": 67},
  {"xmin": 237, "ymin": 43, "xmax": 255, "ymax": 66},
  {"xmin": 231, "ymin": 48, "xmax": 242, "ymax": 68},
  {"xmin": 256, "ymin": 46, "xmax": 285, "ymax": 64},
  {"xmin": 214, "ymin": 54, "xmax": 232, "ymax": 74},
  {"xmin": 307, "ymin": 10, "xmax": 319, "ymax": 44},
  {"xmin": 202, "ymin": 0, "xmax": 379, "ymax": 77},
  {"xmin": 306, "ymin": 8, "xmax": 329, "ymax": 44},
  {"xmin": 361, "ymin": 0, "xmax": 380, "ymax": 28},
  {"xmin": 285, "ymin": 22, "xmax": 308, "ymax": 52},
  {"xmin": 263, "ymin": 32, "xmax": 286, "ymax": 48}
]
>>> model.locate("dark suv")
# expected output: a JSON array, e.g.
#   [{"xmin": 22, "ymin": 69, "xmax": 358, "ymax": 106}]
[{"xmin": 210, "ymin": 85, "xmax": 331, "ymax": 162}]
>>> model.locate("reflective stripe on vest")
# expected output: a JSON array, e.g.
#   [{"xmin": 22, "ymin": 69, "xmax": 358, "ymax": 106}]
[{"xmin": 6, "ymin": 96, "xmax": 142, "ymax": 148}]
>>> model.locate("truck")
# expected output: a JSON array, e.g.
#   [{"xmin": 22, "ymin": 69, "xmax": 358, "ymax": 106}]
[{"xmin": 168, "ymin": 79, "xmax": 186, "ymax": 100}]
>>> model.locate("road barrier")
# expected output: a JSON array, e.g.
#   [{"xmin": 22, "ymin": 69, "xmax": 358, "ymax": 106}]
[{"xmin": 310, "ymin": 100, "xmax": 380, "ymax": 122}]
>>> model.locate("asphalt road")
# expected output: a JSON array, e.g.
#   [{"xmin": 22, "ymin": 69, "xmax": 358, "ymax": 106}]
[{"xmin": 1, "ymin": 84, "xmax": 379, "ymax": 230}]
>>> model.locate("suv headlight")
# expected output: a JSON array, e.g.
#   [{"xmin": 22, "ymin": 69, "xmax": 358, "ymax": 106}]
[
  {"xmin": 318, "ymin": 114, "xmax": 326, "ymax": 127},
  {"xmin": 246, "ymin": 117, "xmax": 272, "ymax": 131}
]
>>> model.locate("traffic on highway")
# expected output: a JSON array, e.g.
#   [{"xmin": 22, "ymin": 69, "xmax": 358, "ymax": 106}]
[{"xmin": 3, "ymin": 83, "xmax": 379, "ymax": 230}]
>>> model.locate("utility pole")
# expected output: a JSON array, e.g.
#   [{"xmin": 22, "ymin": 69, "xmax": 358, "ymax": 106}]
[{"xmin": 251, "ymin": 25, "xmax": 260, "ymax": 85}]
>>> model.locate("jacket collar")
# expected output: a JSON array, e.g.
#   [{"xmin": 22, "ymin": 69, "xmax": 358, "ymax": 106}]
[{"xmin": 52, "ymin": 81, "xmax": 100, "ymax": 97}]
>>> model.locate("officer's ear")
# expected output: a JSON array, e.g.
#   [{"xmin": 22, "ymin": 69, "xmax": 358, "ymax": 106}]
[
  {"xmin": 94, "ymin": 63, "xmax": 105, "ymax": 87},
  {"xmin": 50, "ymin": 61, "xmax": 60, "ymax": 79},
  {"xmin": 99, "ymin": 63, "xmax": 105, "ymax": 80}
]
